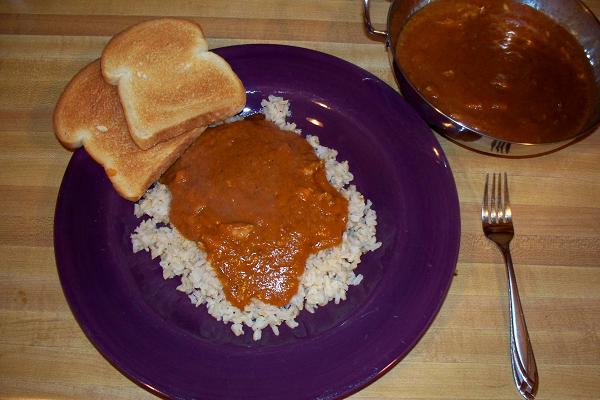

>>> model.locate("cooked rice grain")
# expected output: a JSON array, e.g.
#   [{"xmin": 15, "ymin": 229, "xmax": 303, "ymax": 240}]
[{"xmin": 131, "ymin": 96, "xmax": 381, "ymax": 340}]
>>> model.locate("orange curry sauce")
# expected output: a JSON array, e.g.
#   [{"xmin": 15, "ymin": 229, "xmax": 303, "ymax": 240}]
[
  {"xmin": 162, "ymin": 117, "xmax": 348, "ymax": 309},
  {"xmin": 396, "ymin": 0, "xmax": 597, "ymax": 143}
]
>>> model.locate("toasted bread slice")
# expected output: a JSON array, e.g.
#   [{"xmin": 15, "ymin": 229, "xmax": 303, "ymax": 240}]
[
  {"xmin": 53, "ymin": 60, "xmax": 204, "ymax": 201},
  {"xmin": 101, "ymin": 18, "xmax": 246, "ymax": 150}
]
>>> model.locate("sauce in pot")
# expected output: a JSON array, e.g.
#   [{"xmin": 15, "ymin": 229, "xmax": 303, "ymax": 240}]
[
  {"xmin": 396, "ymin": 0, "xmax": 598, "ymax": 143},
  {"xmin": 162, "ymin": 117, "xmax": 348, "ymax": 309}
]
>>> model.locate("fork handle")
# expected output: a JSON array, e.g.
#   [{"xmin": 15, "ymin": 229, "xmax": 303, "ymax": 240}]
[{"xmin": 499, "ymin": 245, "xmax": 539, "ymax": 398}]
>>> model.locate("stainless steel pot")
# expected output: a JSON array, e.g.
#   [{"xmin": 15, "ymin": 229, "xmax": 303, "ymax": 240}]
[{"xmin": 363, "ymin": 0, "xmax": 600, "ymax": 157}]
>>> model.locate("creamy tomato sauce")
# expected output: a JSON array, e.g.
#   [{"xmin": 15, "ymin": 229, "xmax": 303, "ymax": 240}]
[
  {"xmin": 162, "ymin": 117, "xmax": 348, "ymax": 309},
  {"xmin": 396, "ymin": 0, "xmax": 597, "ymax": 143}
]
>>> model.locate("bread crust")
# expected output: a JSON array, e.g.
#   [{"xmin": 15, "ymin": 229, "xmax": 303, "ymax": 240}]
[
  {"xmin": 101, "ymin": 18, "xmax": 246, "ymax": 149},
  {"xmin": 53, "ymin": 60, "xmax": 204, "ymax": 201}
]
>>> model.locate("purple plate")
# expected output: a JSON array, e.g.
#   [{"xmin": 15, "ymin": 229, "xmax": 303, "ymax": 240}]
[{"xmin": 54, "ymin": 44, "xmax": 460, "ymax": 399}]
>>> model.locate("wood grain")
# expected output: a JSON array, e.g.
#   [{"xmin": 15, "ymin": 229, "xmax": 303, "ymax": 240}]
[{"xmin": 0, "ymin": 0, "xmax": 599, "ymax": 399}]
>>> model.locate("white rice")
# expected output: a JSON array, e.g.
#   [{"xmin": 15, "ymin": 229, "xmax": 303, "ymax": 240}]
[{"xmin": 131, "ymin": 96, "xmax": 381, "ymax": 341}]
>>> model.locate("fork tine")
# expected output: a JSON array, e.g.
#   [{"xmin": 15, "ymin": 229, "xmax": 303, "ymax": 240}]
[
  {"xmin": 504, "ymin": 173, "xmax": 512, "ymax": 222},
  {"xmin": 491, "ymin": 173, "xmax": 497, "ymax": 223},
  {"xmin": 497, "ymin": 172, "xmax": 503, "ymax": 221},
  {"xmin": 504, "ymin": 172, "xmax": 510, "ymax": 207},
  {"xmin": 482, "ymin": 173, "xmax": 489, "ymax": 222}
]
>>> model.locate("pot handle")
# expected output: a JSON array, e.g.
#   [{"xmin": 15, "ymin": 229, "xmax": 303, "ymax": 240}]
[{"xmin": 363, "ymin": 0, "xmax": 387, "ymax": 37}]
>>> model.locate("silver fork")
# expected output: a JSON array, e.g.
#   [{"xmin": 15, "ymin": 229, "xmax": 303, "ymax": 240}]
[{"xmin": 482, "ymin": 173, "xmax": 539, "ymax": 400}]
